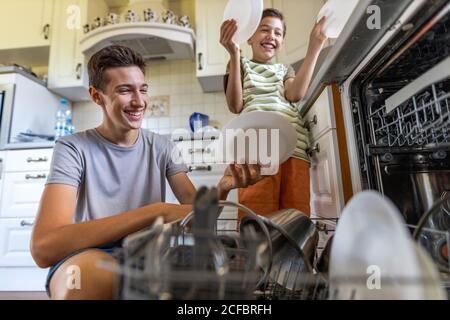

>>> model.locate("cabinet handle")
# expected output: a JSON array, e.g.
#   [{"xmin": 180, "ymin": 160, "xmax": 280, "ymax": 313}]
[
  {"xmin": 26, "ymin": 157, "xmax": 48, "ymax": 163},
  {"xmin": 76, "ymin": 63, "xmax": 82, "ymax": 80},
  {"xmin": 43, "ymin": 24, "xmax": 50, "ymax": 40},
  {"xmin": 25, "ymin": 174, "xmax": 47, "ymax": 180},
  {"xmin": 305, "ymin": 115, "xmax": 318, "ymax": 130},
  {"xmin": 0, "ymin": 158, "xmax": 3, "ymax": 180},
  {"xmin": 188, "ymin": 148, "xmax": 206, "ymax": 154},
  {"xmin": 188, "ymin": 165, "xmax": 212, "ymax": 172},
  {"xmin": 198, "ymin": 53, "xmax": 203, "ymax": 71},
  {"xmin": 20, "ymin": 220, "xmax": 34, "ymax": 227},
  {"xmin": 307, "ymin": 143, "xmax": 320, "ymax": 156}
]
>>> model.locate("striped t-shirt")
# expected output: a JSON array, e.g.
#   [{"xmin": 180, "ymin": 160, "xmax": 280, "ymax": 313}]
[{"xmin": 225, "ymin": 57, "xmax": 310, "ymax": 162}]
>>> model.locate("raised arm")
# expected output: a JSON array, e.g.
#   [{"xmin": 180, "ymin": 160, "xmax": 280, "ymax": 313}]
[
  {"xmin": 284, "ymin": 16, "xmax": 327, "ymax": 102},
  {"xmin": 220, "ymin": 19, "xmax": 244, "ymax": 114},
  {"xmin": 30, "ymin": 184, "xmax": 191, "ymax": 268}
]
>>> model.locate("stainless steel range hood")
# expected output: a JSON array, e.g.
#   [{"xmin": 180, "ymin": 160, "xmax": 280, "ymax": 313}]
[{"xmin": 79, "ymin": 22, "xmax": 196, "ymax": 61}]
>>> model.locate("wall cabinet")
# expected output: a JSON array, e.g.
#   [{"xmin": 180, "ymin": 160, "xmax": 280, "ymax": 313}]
[
  {"xmin": 0, "ymin": 0, "xmax": 54, "ymax": 50},
  {"xmin": 47, "ymin": 0, "xmax": 108, "ymax": 102}
]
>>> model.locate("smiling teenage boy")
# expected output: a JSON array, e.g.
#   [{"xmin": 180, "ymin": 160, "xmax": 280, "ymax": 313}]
[
  {"xmin": 30, "ymin": 45, "xmax": 263, "ymax": 299},
  {"xmin": 220, "ymin": 9, "xmax": 327, "ymax": 216}
]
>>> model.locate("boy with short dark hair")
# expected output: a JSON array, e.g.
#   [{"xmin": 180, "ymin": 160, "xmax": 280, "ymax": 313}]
[{"xmin": 31, "ymin": 45, "xmax": 263, "ymax": 299}]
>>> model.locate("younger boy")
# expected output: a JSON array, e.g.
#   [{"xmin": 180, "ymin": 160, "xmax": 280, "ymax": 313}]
[{"xmin": 220, "ymin": 8, "xmax": 327, "ymax": 216}]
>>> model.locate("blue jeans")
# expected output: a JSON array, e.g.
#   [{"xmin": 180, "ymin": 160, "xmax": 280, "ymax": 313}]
[{"xmin": 45, "ymin": 240, "xmax": 122, "ymax": 298}]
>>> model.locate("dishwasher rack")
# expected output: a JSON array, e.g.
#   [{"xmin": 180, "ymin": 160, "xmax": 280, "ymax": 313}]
[
  {"xmin": 369, "ymin": 80, "xmax": 450, "ymax": 148},
  {"xmin": 99, "ymin": 196, "xmax": 449, "ymax": 300}
]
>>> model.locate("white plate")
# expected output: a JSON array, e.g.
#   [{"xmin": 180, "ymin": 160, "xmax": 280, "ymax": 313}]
[
  {"xmin": 413, "ymin": 241, "xmax": 447, "ymax": 300},
  {"xmin": 223, "ymin": 0, "xmax": 263, "ymax": 44},
  {"xmin": 329, "ymin": 191, "xmax": 426, "ymax": 300},
  {"xmin": 221, "ymin": 111, "xmax": 297, "ymax": 173},
  {"xmin": 317, "ymin": 0, "xmax": 359, "ymax": 38}
]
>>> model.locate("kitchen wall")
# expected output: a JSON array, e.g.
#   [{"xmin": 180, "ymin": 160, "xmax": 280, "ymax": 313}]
[{"xmin": 72, "ymin": 59, "xmax": 236, "ymax": 134}]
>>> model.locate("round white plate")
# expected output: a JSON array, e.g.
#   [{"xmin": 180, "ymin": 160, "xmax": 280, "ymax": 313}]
[
  {"xmin": 223, "ymin": 0, "xmax": 263, "ymax": 44},
  {"xmin": 329, "ymin": 191, "xmax": 426, "ymax": 300},
  {"xmin": 316, "ymin": 0, "xmax": 359, "ymax": 38},
  {"xmin": 413, "ymin": 241, "xmax": 446, "ymax": 300},
  {"xmin": 221, "ymin": 111, "xmax": 297, "ymax": 171}
]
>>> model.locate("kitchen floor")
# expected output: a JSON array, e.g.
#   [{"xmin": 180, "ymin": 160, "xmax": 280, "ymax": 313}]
[{"xmin": 0, "ymin": 292, "xmax": 49, "ymax": 300}]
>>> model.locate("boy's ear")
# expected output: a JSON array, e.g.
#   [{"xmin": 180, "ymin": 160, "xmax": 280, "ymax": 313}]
[{"xmin": 89, "ymin": 86, "xmax": 105, "ymax": 106}]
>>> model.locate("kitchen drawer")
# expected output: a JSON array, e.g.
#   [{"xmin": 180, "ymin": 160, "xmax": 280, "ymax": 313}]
[
  {"xmin": 174, "ymin": 139, "xmax": 224, "ymax": 165},
  {"xmin": 5, "ymin": 148, "xmax": 53, "ymax": 172},
  {"xmin": 304, "ymin": 87, "xmax": 335, "ymax": 141},
  {"xmin": 0, "ymin": 171, "xmax": 47, "ymax": 218},
  {"xmin": 0, "ymin": 218, "xmax": 37, "ymax": 267}
]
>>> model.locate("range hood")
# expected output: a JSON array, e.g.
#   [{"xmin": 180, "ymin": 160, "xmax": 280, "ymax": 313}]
[{"xmin": 79, "ymin": 22, "xmax": 196, "ymax": 61}]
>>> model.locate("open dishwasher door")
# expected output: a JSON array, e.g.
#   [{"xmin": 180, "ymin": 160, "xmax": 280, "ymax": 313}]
[{"xmin": 338, "ymin": 0, "xmax": 450, "ymax": 225}]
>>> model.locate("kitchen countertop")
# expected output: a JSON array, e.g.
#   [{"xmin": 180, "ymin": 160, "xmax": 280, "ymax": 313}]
[
  {"xmin": 0, "ymin": 65, "xmax": 46, "ymax": 87},
  {"xmin": 297, "ymin": 0, "xmax": 414, "ymax": 116}
]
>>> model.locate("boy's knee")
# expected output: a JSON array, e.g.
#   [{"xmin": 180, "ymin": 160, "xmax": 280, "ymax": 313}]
[{"xmin": 49, "ymin": 249, "xmax": 117, "ymax": 300}]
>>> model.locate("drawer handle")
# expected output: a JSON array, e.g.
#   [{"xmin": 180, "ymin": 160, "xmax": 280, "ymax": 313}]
[
  {"xmin": 188, "ymin": 165, "xmax": 212, "ymax": 172},
  {"xmin": 188, "ymin": 148, "xmax": 209, "ymax": 154},
  {"xmin": 307, "ymin": 143, "xmax": 320, "ymax": 156},
  {"xmin": 25, "ymin": 174, "xmax": 47, "ymax": 180},
  {"xmin": 20, "ymin": 220, "xmax": 34, "ymax": 227},
  {"xmin": 305, "ymin": 115, "xmax": 318, "ymax": 130},
  {"xmin": 26, "ymin": 157, "xmax": 48, "ymax": 163}
]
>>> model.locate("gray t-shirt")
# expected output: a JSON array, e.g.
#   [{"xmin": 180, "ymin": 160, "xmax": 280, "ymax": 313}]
[{"xmin": 46, "ymin": 128, "xmax": 187, "ymax": 223}]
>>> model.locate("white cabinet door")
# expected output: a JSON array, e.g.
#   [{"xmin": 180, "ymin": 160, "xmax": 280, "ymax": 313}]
[
  {"xmin": 0, "ymin": 172, "xmax": 47, "ymax": 218},
  {"xmin": 0, "ymin": 218, "xmax": 37, "ymax": 266},
  {"xmin": 48, "ymin": 0, "xmax": 108, "ymax": 101},
  {"xmin": 309, "ymin": 130, "xmax": 344, "ymax": 219},
  {"xmin": 195, "ymin": 0, "xmax": 229, "ymax": 78},
  {"xmin": 0, "ymin": 0, "xmax": 54, "ymax": 50},
  {"xmin": 303, "ymin": 87, "xmax": 335, "ymax": 141},
  {"xmin": 273, "ymin": 0, "xmax": 324, "ymax": 64},
  {"xmin": 0, "ymin": 152, "xmax": 5, "ymax": 208}
]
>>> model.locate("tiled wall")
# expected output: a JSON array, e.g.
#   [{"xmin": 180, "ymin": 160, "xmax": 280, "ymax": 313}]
[{"xmin": 72, "ymin": 59, "xmax": 236, "ymax": 134}]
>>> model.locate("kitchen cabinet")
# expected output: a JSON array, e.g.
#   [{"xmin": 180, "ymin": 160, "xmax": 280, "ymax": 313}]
[
  {"xmin": 305, "ymin": 87, "xmax": 345, "ymax": 220},
  {"xmin": 47, "ymin": 0, "xmax": 108, "ymax": 102},
  {"xmin": 0, "ymin": 148, "xmax": 52, "ymax": 291},
  {"xmin": 273, "ymin": 0, "xmax": 324, "ymax": 65},
  {"xmin": 0, "ymin": 172, "xmax": 48, "ymax": 218},
  {"xmin": 195, "ymin": 0, "xmax": 273, "ymax": 92},
  {"xmin": 0, "ymin": 0, "xmax": 54, "ymax": 50}
]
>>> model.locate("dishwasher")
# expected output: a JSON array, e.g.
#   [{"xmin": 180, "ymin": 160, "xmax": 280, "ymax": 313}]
[{"xmin": 338, "ymin": 0, "xmax": 450, "ymax": 274}]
